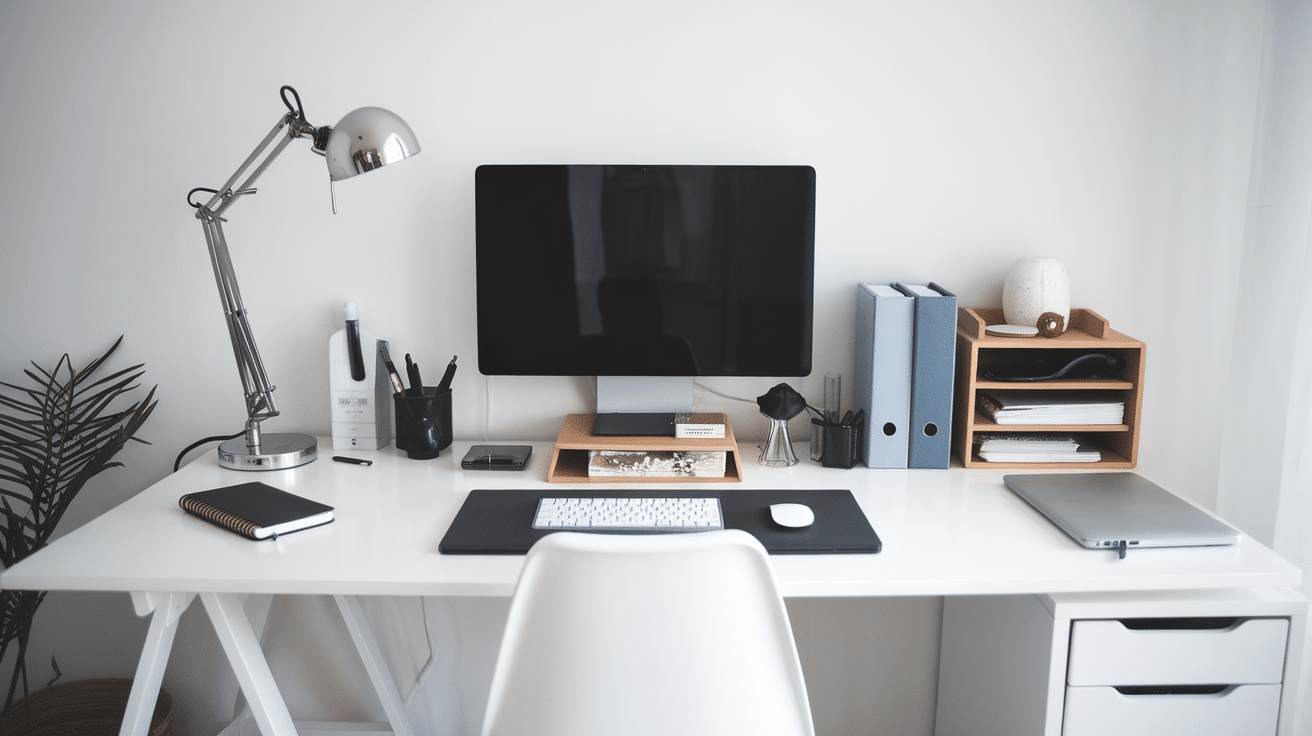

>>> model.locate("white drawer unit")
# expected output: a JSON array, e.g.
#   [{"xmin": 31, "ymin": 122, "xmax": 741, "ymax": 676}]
[
  {"xmin": 1063, "ymin": 615, "xmax": 1289, "ymax": 736},
  {"xmin": 1065, "ymin": 682, "xmax": 1280, "ymax": 734},
  {"xmin": 936, "ymin": 588, "xmax": 1307, "ymax": 736},
  {"xmin": 1063, "ymin": 683, "xmax": 1282, "ymax": 736},
  {"xmin": 1067, "ymin": 617, "xmax": 1289, "ymax": 686}
]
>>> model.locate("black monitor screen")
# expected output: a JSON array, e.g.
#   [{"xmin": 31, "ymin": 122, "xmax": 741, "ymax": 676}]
[{"xmin": 475, "ymin": 165, "xmax": 815, "ymax": 377}]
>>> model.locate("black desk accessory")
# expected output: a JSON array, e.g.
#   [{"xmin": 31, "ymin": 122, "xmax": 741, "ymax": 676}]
[
  {"xmin": 462, "ymin": 445, "xmax": 533, "ymax": 471},
  {"xmin": 981, "ymin": 351, "xmax": 1125, "ymax": 382},
  {"xmin": 438, "ymin": 488, "xmax": 881, "ymax": 555},
  {"xmin": 394, "ymin": 388, "xmax": 451, "ymax": 459},
  {"xmin": 590, "ymin": 412, "xmax": 678, "ymax": 437},
  {"xmin": 814, "ymin": 409, "xmax": 864, "ymax": 469}
]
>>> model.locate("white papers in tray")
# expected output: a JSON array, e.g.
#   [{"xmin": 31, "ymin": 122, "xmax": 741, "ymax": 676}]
[
  {"xmin": 978, "ymin": 391, "xmax": 1124, "ymax": 426},
  {"xmin": 975, "ymin": 433, "xmax": 1101, "ymax": 463}
]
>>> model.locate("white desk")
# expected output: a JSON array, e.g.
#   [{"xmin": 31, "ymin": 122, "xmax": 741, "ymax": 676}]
[{"xmin": 0, "ymin": 439, "xmax": 1303, "ymax": 736}]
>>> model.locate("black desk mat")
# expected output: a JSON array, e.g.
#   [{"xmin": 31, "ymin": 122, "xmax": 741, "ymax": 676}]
[{"xmin": 439, "ymin": 488, "xmax": 881, "ymax": 555}]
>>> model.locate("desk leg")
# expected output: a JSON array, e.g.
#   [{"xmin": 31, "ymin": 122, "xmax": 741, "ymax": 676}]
[
  {"xmin": 202, "ymin": 592, "xmax": 298, "ymax": 736},
  {"xmin": 1279, "ymin": 609, "xmax": 1307, "ymax": 736},
  {"xmin": 228, "ymin": 595, "xmax": 279, "ymax": 729},
  {"xmin": 120, "ymin": 592, "xmax": 195, "ymax": 736},
  {"xmin": 334, "ymin": 595, "xmax": 415, "ymax": 736}
]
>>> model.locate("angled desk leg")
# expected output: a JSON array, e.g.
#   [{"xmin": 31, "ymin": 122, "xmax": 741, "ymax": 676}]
[
  {"xmin": 227, "ymin": 595, "xmax": 280, "ymax": 731},
  {"xmin": 121, "ymin": 592, "xmax": 195, "ymax": 736},
  {"xmin": 202, "ymin": 592, "xmax": 298, "ymax": 736},
  {"xmin": 334, "ymin": 595, "xmax": 415, "ymax": 736}
]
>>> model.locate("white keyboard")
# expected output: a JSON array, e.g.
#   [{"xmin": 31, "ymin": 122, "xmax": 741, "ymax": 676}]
[{"xmin": 532, "ymin": 496, "xmax": 724, "ymax": 531}]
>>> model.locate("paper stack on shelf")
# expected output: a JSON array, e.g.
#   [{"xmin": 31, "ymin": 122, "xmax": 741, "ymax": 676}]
[
  {"xmin": 587, "ymin": 450, "xmax": 727, "ymax": 478},
  {"xmin": 974, "ymin": 433, "xmax": 1101, "ymax": 463},
  {"xmin": 977, "ymin": 391, "xmax": 1124, "ymax": 425}
]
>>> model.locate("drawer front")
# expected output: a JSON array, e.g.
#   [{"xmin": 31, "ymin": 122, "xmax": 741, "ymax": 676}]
[
  {"xmin": 1063, "ymin": 684, "xmax": 1281, "ymax": 736},
  {"xmin": 1067, "ymin": 617, "xmax": 1288, "ymax": 686}
]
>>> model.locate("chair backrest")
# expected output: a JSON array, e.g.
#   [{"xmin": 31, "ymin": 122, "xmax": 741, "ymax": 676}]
[{"xmin": 480, "ymin": 529, "xmax": 815, "ymax": 736}]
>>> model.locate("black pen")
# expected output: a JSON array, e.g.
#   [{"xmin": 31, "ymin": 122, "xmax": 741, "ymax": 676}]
[
  {"xmin": 405, "ymin": 354, "xmax": 424, "ymax": 394},
  {"xmin": 333, "ymin": 456, "xmax": 372, "ymax": 466},
  {"xmin": 435, "ymin": 355, "xmax": 458, "ymax": 392}
]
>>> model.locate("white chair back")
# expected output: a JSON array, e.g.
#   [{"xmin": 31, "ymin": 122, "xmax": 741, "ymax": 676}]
[{"xmin": 481, "ymin": 529, "xmax": 815, "ymax": 736}]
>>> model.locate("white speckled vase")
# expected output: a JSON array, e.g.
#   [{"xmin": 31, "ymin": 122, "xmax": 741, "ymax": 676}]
[{"xmin": 1002, "ymin": 257, "xmax": 1070, "ymax": 331}]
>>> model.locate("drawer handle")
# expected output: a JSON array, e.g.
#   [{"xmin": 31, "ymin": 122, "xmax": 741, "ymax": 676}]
[
  {"xmin": 1114, "ymin": 684, "xmax": 1234, "ymax": 697},
  {"xmin": 1119, "ymin": 617, "xmax": 1239, "ymax": 631}
]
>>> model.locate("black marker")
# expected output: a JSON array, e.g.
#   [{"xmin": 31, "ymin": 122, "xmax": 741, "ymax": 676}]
[
  {"xmin": 333, "ymin": 456, "xmax": 372, "ymax": 466},
  {"xmin": 405, "ymin": 353, "xmax": 424, "ymax": 394},
  {"xmin": 435, "ymin": 355, "xmax": 458, "ymax": 392}
]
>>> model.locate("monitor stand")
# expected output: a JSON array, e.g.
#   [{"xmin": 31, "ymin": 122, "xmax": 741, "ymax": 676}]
[{"xmin": 595, "ymin": 376, "xmax": 695, "ymax": 413}]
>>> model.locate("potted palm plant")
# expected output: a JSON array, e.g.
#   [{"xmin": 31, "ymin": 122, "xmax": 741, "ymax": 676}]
[{"xmin": 0, "ymin": 337, "xmax": 158, "ymax": 730}]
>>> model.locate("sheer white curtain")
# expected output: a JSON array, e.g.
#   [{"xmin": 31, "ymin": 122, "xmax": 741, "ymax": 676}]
[{"xmin": 1217, "ymin": 0, "xmax": 1312, "ymax": 730}]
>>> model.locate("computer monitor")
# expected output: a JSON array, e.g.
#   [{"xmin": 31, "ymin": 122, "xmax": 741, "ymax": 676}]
[{"xmin": 475, "ymin": 164, "xmax": 815, "ymax": 411}]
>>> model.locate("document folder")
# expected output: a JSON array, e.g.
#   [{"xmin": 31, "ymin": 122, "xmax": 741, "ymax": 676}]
[
  {"xmin": 894, "ymin": 283, "xmax": 957, "ymax": 468},
  {"xmin": 855, "ymin": 283, "xmax": 913, "ymax": 468}
]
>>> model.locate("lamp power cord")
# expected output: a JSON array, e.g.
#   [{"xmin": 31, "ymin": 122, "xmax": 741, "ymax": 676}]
[{"xmin": 173, "ymin": 431, "xmax": 244, "ymax": 473}]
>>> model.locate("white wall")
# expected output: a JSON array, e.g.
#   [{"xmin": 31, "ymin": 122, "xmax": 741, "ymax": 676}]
[{"xmin": 0, "ymin": 1, "xmax": 1275, "ymax": 734}]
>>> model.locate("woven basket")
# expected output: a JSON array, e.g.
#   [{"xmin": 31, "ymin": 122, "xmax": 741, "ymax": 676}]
[{"xmin": 0, "ymin": 679, "xmax": 172, "ymax": 736}]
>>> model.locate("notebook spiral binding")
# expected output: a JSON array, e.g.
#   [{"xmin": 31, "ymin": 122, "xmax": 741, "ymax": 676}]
[{"xmin": 179, "ymin": 496, "xmax": 261, "ymax": 539}]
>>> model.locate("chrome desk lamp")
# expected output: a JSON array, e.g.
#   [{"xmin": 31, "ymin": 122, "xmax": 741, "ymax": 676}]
[{"xmin": 189, "ymin": 85, "xmax": 419, "ymax": 470}]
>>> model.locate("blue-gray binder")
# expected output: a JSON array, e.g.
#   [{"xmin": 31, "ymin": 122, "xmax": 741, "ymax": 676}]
[
  {"xmin": 894, "ymin": 283, "xmax": 957, "ymax": 468},
  {"xmin": 854, "ymin": 284, "xmax": 913, "ymax": 468}
]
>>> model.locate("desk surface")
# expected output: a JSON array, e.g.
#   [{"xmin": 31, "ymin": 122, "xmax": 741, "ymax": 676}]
[{"xmin": 1, "ymin": 440, "xmax": 1300, "ymax": 598}]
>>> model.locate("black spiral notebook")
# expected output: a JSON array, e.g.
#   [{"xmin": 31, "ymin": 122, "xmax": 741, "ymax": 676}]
[
  {"xmin": 179, "ymin": 482, "xmax": 334, "ymax": 540},
  {"xmin": 438, "ymin": 488, "xmax": 881, "ymax": 555}
]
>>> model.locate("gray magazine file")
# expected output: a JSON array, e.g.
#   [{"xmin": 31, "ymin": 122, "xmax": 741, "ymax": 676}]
[
  {"xmin": 894, "ymin": 283, "xmax": 957, "ymax": 468},
  {"xmin": 855, "ymin": 284, "xmax": 913, "ymax": 468}
]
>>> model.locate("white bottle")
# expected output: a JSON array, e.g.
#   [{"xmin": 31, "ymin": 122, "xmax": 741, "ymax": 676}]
[{"xmin": 329, "ymin": 302, "xmax": 390, "ymax": 450}]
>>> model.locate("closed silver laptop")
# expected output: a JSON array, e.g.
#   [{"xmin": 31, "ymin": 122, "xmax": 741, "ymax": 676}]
[{"xmin": 1003, "ymin": 472, "xmax": 1239, "ymax": 556}]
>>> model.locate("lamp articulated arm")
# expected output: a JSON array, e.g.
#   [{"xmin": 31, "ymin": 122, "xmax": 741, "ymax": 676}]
[
  {"xmin": 189, "ymin": 89, "xmax": 324, "ymax": 454},
  {"xmin": 186, "ymin": 85, "xmax": 419, "ymax": 470}
]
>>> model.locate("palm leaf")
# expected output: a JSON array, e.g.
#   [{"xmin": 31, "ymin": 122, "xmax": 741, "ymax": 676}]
[{"xmin": 0, "ymin": 337, "xmax": 156, "ymax": 709}]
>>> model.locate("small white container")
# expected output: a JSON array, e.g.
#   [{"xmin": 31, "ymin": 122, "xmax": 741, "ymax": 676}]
[
  {"xmin": 329, "ymin": 302, "xmax": 392, "ymax": 450},
  {"xmin": 1002, "ymin": 257, "xmax": 1070, "ymax": 332}
]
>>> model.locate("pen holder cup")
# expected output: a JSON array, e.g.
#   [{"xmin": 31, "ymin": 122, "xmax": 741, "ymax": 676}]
[
  {"xmin": 394, "ymin": 388, "xmax": 452, "ymax": 460},
  {"xmin": 816, "ymin": 416, "xmax": 863, "ymax": 469}
]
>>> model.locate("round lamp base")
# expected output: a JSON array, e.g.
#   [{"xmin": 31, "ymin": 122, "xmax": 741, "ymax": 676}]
[{"xmin": 218, "ymin": 433, "xmax": 318, "ymax": 471}]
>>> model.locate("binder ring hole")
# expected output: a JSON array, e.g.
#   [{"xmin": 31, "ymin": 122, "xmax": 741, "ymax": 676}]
[
  {"xmin": 882, "ymin": 422, "xmax": 897, "ymax": 437},
  {"xmin": 922, "ymin": 423, "xmax": 938, "ymax": 437}
]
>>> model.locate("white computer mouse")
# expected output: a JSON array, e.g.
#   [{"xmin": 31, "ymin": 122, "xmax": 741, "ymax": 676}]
[{"xmin": 770, "ymin": 502, "xmax": 814, "ymax": 528}]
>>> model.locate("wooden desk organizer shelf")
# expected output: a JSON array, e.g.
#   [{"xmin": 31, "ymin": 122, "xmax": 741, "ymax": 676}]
[
  {"xmin": 953, "ymin": 308, "xmax": 1146, "ymax": 469},
  {"xmin": 546, "ymin": 413, "xmax": 744, "ymax": 483}
]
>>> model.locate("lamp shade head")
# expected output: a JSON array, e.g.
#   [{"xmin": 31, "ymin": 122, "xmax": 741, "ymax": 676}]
[{"xmin": 324, "ymin": 106, "xmax": 421, "ymax": 182}]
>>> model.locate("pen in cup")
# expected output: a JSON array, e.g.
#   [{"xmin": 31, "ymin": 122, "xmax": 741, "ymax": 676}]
[
  {"xmin": 405, "ymin": 354, "xmax": 424, "ymax": 395},
  {"xmin": 435, "ymin": 355, "xmax": 457, "ymax": 393}
]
